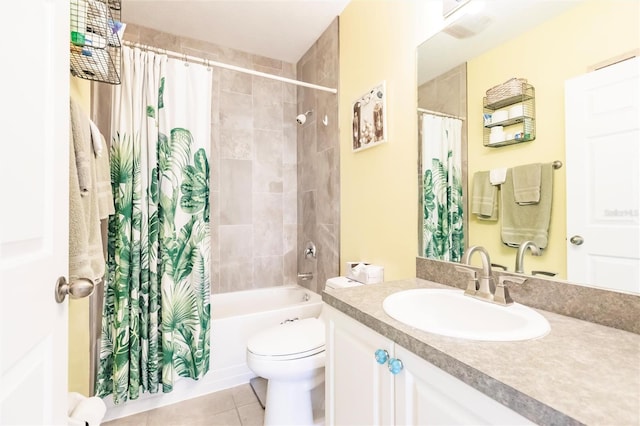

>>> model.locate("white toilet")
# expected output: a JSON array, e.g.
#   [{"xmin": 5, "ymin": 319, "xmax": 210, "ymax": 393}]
[{"xmin": 246, "ymin": 277, "xmax": 362, "ymax": 426}]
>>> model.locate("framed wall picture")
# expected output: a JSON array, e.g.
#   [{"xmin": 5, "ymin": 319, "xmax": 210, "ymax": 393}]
[{"xmin": 352, "ymin": 81, "xmax": 387, "ymax": 152}]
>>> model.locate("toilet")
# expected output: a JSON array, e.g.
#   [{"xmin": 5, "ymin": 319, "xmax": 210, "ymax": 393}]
[{"xmin": 246, "ymin": 277, "xmax": 362, "ymax": 426}]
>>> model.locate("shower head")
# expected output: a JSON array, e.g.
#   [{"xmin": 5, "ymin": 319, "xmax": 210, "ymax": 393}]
[{"xmin": 296, "ymin": 110, "xmax": 313, "ymax": 125}]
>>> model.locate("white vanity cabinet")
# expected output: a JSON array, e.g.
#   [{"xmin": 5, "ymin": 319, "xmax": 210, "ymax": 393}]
[
  {"xmin": 325, "ymin": 306, "xmax": 533, "ymax": 425},
  {"xmin": 325, "ymin": 305, "xmax": 394, "ymax": 424}
]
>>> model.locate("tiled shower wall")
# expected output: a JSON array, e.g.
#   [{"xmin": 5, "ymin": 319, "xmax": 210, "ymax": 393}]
[
  {"xmin": 123, "ymin": 24, "xmax": 298, "ymax": 293},
  {"xmin": 296, "ymin": 19, "xmax": 340, "ymax": 294}
]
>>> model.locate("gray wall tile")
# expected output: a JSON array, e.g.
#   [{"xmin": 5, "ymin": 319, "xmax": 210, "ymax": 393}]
[
  {"xmin": 253, "ymin": 256, "xmax": 284, "ymax": 288},
  {"xmin": 296, "ymin": 18, "xmax": 340, "ymax": 293},
  {"xmin": 219, "ymin": 225, "xmax": 253, "ymax": 264},
  {"xmin": 219, "ymin": 91, "xmax": 253, "ymax": 160},
  {"xmin": 220, "ymin": 159, "xmax": 252, "ymax": 225}
]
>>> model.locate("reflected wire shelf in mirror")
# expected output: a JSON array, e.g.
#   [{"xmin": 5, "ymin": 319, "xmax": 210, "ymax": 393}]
[
  {"xmin": 483, "ymin": 82, "xmax": 535, "ymax": 147},
  {"xmin": 70, "ymin": 0, "xmax": 122, "ymax": 84}
]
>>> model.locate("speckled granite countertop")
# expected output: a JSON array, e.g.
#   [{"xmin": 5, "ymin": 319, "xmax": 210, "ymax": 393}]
[{"xmin": 323, "ymin": 278, "xmax": 640, "ymax": 426}]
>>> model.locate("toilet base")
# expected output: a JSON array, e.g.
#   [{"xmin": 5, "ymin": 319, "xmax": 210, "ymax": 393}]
[{"xmin": 263, "ymin": 371, "xmax": 324, "ymax": 426}]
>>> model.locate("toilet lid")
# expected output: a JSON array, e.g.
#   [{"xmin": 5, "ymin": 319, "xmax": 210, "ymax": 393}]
[{"xmin": 247, "ymin": 318, "xmax": 325, "ymax": 358}]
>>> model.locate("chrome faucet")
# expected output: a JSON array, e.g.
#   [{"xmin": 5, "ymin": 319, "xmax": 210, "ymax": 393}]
[
  {"xmin": 515, "ymin": 240, "xmax": 541, "ymax": 273},
  {"xmin": 456, "ymin": 245, "xmax": 529, "ymax": 306},
  {"xmin": 460, "ymin": 245, "xmax": 495, "ymax": 302}
]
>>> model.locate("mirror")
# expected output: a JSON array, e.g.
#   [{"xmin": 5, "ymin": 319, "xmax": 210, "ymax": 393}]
[{"xmin": 417, "ymin": 0, "xmax": 639, "ymax": 294}]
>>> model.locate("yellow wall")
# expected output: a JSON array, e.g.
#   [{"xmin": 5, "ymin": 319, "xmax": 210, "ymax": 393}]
[
  {"xmin": 69, "ymin": 76, "xmax": 91, "ymax": 396},
  {"xmin": 467, "ymin": 0, "xmax": 639, "ymax": 276},
  {"xmin": 339, "ymin": 0, "xmax": 418, "ymax": 280}
]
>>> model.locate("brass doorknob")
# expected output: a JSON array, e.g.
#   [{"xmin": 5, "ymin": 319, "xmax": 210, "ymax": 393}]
[
  {"xmin": 54, "ymin": 276, "xmax": 95, "ymax": 303},
  {"xmin": 569, "ymin": 235, "xmax": 584, "ymax": 246}
]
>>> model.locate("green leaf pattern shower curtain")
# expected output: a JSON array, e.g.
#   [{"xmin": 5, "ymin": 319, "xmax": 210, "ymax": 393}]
[
  {"xmin": 421, "ymin": 114, "xmax": 464, "ymax": 262},
  {"xmin": 96, "ymin": 47, "xmax": 212, "ymax": 404}
]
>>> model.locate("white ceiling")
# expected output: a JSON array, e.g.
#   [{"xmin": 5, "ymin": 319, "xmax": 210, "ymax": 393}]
[
  {"xmin": 121, "ymin": 0, "xmax": 351, "ymax": 63},
  {"xmin": 417, "ymin": 0, "xmax": 583, "ymax": 85}
]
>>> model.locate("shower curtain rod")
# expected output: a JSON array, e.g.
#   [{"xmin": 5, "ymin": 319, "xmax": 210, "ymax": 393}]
[
  {"xmin": 418, "ymin": 107, "xmax": 465, "ymax": 121},
  {"xmin": 123, "ymin": 41, "xmax": 338, "ymax": 94}
]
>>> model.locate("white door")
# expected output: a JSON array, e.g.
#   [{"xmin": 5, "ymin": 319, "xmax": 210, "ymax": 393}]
[
  {"xmin": 565, "ymin": 57, "xmax": 640, "ymax": 294},
  {"xmin": 325, "ymin": 307, "xmax": 394, "ymax": 426},
  {"xmin": 0, "ymin": 1, "xmax": 70, "ymax": 424}
]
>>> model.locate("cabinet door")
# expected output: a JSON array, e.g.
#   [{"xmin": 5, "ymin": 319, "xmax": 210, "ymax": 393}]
[
  {"xmin": 325, "ymin": 306, "xmax": 394, "ymax": 425},
  {"xmin": 394, "ymin": 346, "xmax": 533, "ymax": 425}
]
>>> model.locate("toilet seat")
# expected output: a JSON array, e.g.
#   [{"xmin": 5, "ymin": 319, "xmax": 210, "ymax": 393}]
[{"xmin": 247, "ymin": 318, "xmax": 325, "ymax": 360}]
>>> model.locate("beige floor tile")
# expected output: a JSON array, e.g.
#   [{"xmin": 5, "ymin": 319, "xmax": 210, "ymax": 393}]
[
  {"xmin": 231, "ymin": 383, "xmax": 259, "ymax": 407},
  {"xmin": 101, "ymin": 385, "xmax": 258, "ymax": 426},
  {"xmin": 237, "ymin": 402, "xmax": 265, "ymax": 426},
  {"xmin": 206, "ymin": 408, "xmax": 242, "ymax": 426},
  {"xmin": 145, "ymin": 391, "xmax": 235, "ymax": 425},
  {"xmin": 102, "ymin": 410, "xmax": 148, "ymax": 426},
  {"xmin": 178, "ymin": 389, "xmax": 237, "ymax": 415}
]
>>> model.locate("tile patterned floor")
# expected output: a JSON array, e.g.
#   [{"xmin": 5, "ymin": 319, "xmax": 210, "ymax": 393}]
[{"xmin": 102, "ymin": 384, "xmax": 264, "ymax": 426}]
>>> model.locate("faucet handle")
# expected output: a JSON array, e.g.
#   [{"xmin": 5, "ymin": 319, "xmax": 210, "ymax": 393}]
[
  {"xmin": 532, "ymin": 270, "xmax": 557, "ymax": 277},
  {"xmin": 494, "ymin": 276, "xmax": 527, "ymax": 305},
  {"xmin": 499, "ymin": 276, "xmax": 527, "ymax": 286},
  {"xmin": 491, "ymin": 263, "xmax": 508, "ymax": 271},
  {"xmin": 455, "ymin": 266, "xmax": 478, "ymax": 294}
]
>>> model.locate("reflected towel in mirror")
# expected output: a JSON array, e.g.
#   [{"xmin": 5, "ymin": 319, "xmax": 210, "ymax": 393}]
[
  {"xmin": 489, "ymin": 167, "xmax": 507, "ymax": 185},
  {"xmin": 501, "ymin": 163, "xmax": 553, "ymax": 248},
  {"xmin": 512, "ymin": 163, "xmax": 542, "ymax": 204},
  {"xmin": 471, "ymin": 171, "xmax": 498, "ymax": 221}
]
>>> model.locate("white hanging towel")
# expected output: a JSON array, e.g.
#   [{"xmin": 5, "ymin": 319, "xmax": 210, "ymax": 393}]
[{"xmin": 489, "ymin": 167, "xmax": 508, "ymax": 185}]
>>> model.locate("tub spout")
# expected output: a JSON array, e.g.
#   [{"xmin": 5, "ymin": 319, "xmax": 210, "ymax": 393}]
[{"xmin": 297, "ymin": 272, "xmax": 313, "ymax": 281}]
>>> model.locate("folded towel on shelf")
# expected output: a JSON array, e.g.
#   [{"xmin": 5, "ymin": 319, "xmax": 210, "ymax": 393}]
[
  {"xmin": 500, "ymin": 163, "xmax": 553, "ymax": 248},
  {"xmin": 489, "ymin": 167, "xmax": 507, "ymax": 185},
  {"xmin": 69, "ymin": 98, "xmax": 110, "ymax": 283},
  {"xmin": 471, "ymin": 171, "xmax": 498, "ymax": 221},
  {"xmin": 512, "ymin": 163, "xmax": 542, "ymax": 204}
]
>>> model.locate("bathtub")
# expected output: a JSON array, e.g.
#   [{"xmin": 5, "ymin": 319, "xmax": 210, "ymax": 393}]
[
  {"xmin": 103, "ymin": 285, "xmax": 322, "ymax": 421},
  {"xmin": 209, "ymin": 284, "xmax": 323, "ymax": 388}
]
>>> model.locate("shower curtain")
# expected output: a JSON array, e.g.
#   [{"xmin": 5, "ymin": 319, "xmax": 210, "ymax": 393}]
[
  {"xmin": 96, "ymin": 47, "xmax": 212, "ymax": 404},
  {"xmin": 421, "ymin": 113, "xmax": 464, "ymax": 262}
]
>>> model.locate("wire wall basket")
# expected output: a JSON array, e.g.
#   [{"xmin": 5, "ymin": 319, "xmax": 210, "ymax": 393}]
[{"xmin": 70, "ymin": 0, "xmax": 122, "ymax": 84}]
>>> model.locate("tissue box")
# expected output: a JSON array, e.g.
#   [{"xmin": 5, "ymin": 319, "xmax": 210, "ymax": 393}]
[{"xmin": 345, "ymin": 262, "xmax": 384, "ymax": 284}]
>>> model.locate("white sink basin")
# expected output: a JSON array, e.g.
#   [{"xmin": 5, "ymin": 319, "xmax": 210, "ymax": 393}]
[{"xmin": 382, "ymin": 288, "xmax": 550, "ymax": 341}]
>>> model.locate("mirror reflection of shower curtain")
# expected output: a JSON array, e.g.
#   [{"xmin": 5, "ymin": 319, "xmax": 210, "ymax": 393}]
[
  {"xmin": 421, "ymin": 113, "xmax": 464, "ymax": 262},
  {"xmin": 96, "ymin": 46, "xmax": 212, "ymax": 404}
]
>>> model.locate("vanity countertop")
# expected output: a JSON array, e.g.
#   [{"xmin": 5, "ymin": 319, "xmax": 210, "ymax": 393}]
[{"xmin": 322, "ymin": 278, "xmax": 640, "ymax": 426}]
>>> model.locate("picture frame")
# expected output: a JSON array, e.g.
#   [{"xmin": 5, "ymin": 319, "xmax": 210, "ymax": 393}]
[{"xmin": 352, "ymin": 81, "xmax": 387, "ymax": 152}]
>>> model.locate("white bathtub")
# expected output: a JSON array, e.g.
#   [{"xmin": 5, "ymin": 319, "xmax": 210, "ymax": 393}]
[
  {"xmin": 210, "ymin": 284, "xmax": 323, "ymax": 384},
  {"xmin": 103, "ymin": 285, "xmax": 322, "ymax": 421}
]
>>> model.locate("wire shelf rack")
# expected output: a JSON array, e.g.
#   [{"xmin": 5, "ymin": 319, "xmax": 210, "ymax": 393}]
[{"xmin": 70, "ymin": 0, "xmax": 122, "ymax": 84}]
